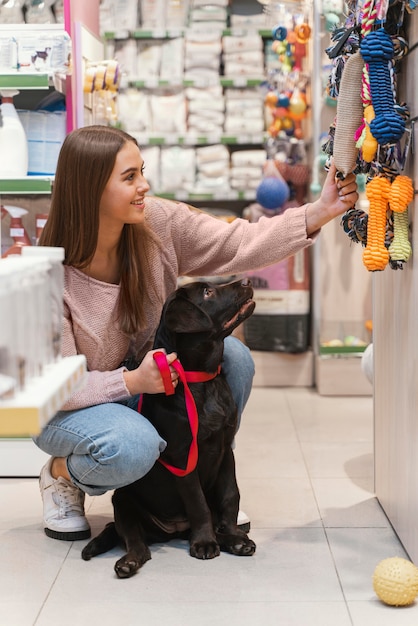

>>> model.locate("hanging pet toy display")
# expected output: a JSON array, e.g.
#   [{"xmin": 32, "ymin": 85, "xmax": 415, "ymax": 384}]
[{"xmin": 323, "ymin": 0, "xmax": 416, "ymax": 272}]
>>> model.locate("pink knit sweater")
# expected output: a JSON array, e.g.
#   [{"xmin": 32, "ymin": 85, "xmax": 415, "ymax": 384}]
[{"xmin": 62, "ymin": 196, "xmax": 316, "ymax": 410}]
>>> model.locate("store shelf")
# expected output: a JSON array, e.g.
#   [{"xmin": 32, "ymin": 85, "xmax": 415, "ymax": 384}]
[
  {"xmin": 154, "ymin": 190, "xmax": 256, "ymax": 201},
  {"xmin": 128, "ymin": 77, "xmax": 265, "ymax": 89},
  {"xmin": 0, "ymin": 355, "xmax": 86, "ymax": 438},
  {"xmin": 104, "ymin": 28, "xmax": 272, "ymax": 40},
  {"xmin": 0, "ymin": 177, "xmax": 53, "ymax": 194},
  {"xmin": 319, "ymin": 345, "xmax": 367, "ymax": 355},
  {"xmin": 0, "ymin": 72, "xmax": 49, "ymax": 90},
  {"xmin": 131, "ymin": 132, "xmax": 267, "ymax": 146}
]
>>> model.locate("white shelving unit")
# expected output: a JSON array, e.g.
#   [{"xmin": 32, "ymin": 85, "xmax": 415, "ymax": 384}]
[
  {"xmin": 0, "ymin": 355, "xmax": 86, "ymax": 476},
  {"xmin": 0, "ymin": 355, "xmax": 86, "ymax": 438}
]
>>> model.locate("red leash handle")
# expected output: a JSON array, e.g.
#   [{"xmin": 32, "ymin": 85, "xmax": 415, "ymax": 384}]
[{"xmin": 153, "ymin": 350, "xmax": 176, "ymax": 395}]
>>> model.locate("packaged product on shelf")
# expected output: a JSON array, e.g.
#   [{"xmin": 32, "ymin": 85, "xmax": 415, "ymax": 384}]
[
  {"xmin": 0, "ymin": 263, "xmax": 20, "ymax": 399},
  {"xmin": 0, "ymin": 257, "xmax": 53, "ymax": 389},
  {"xmin": 159, "ymin": 146, "xmax": 196, "ymax": 193},
  {"xmin": 229, "ymin": 9, "xmax": 266, "ymax": 29},
  {"xmin": 139, "ymin": 146, "xmax": 160, "ymax": 192},
  {"xmin": 0, "ymin": 1, "xmax": 24, "ymax": 23},
  {"xmin": 22, "ymin": 246, "xmax": 65, "ymax": 362},
  {"xmin": 230, "ymin": 149, "xmax": 266, "ymax": 188},
  {"xmin": 136, "ymin": 40, "xmax": 163, "ymax": 80},
  {"xmin": 165, "ymin": 0, "xmax": 190, "ymax": 29},
  {"xmin": 194, "ymin": 144, "xmax": 230, "ymax": 193},
  {"xmin": 99, "ymin": 0, "xmax": 140, "ymax": 32},
  {"xmin": 159, "ymin": 38, "xmax": 185, "ymax": 82},
  {"xmin": 224, "ymin": 117, "xmax": 265, "ymax": 134},
  {"xmin": 25, "ymin": 2, "xmax": 55, "ymax": 24},
  {"xmin": 223, "ymin": 50, "xmax": 265, "ymax": 78},
  {"xmin": 184, "ymin": 32, "xmax": 221, "ymax": 82},
  {"xmin": 113, "ymin": 40, "xmax": 140, "ymax": 78},
  {"xmin": 224, "ymin": 88, "xmax": 265, "ymax": 137},
  {"xmin": 231, "ymin": 150, "xmax": 267, "ymax": 168},
  {"xmin": 0, "ymin": 36, "xmax": 18, "ymax": 71},
  {"xmin": 0, "ymin": 90, "xmax": 28, "ymax": 178},
  {"xmin": 188, "ymin": 2, "xmax": 228, "ymax": 29},
  {"xmin": 230, "ymin": 166, "xmax": 263, "ymax": 190},
  {"xmin": 185, "ymin": 85, "xmax": 224, "ymax": 135},
  {"xmin": 222, "ymin": 35, "xmax": 263, "ymax": 54},
  {"xmin": 149, "ymin": 90, "xmax": 187, "ymax": 134},
  {"xmin": 18, "ymin": 109, "xmax": 66, "ymax": 175},
  {"xmin": 14, "ymin": 29, "xmax": 70, "ymax": 73},
  {"xmin": 139, "ymin": 0, "xmax": 167, "ymax": 30},
  {"xmin": 117, "ymin": 89, "xmax": 152, "ymax": 133}
]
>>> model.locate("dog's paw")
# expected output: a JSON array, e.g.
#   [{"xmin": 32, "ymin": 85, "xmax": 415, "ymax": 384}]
[
  {"xmin": 190, "ymin": 539, "xmax": 221, "ymax": 560},
  {"xmin": 114, "ymin": 547, "xmax": 151, "ymax": 578},
  {"xmin": 217, "ymin": 531, "xmax": 256, "ymax": 557}
]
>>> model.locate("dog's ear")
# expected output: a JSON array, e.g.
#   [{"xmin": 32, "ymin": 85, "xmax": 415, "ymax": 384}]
[{"xmin": 164, "ymin": 296, "xmax": 214, "ymax": 333}]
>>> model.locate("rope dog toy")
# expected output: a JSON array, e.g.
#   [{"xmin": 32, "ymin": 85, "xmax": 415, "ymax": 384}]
[
  {"xmin": 360, "ymin": 29, "xmax": 405, "ymax": 145},
  {"xmin": 333, "ymin": 50, "xmax": 365, "ymax": 177}
]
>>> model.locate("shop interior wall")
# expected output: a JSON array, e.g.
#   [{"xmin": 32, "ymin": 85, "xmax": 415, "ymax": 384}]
[{"xmin": 373, "ymin": 10, "xmax": 418, "ymax": 562}]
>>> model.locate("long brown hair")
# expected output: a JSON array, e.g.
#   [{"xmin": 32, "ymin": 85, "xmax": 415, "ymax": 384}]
[{"xmin": 39, "ymin": 125, "xmax": 162, "ymax": 333}]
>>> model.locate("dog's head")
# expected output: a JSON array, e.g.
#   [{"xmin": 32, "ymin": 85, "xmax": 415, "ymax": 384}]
[{"xmin": 155, "ymin": 279, "xmax": 255, "ymax": 368}]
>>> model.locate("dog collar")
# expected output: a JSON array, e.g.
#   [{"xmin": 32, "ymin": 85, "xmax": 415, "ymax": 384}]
[{"xmin": 137, "ymin": 351, "xmax": 220, "ymax": 477}]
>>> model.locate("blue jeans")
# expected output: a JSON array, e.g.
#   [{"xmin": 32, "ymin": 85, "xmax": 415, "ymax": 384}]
[{"xmin": 33, "ymin": 337, "xmax": 255, "ymax": 496}]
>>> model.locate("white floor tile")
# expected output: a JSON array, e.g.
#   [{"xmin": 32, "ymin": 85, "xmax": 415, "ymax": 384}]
[
  {"xmin": 326, "ymin": 527, "xmax": 409, "ymax": 601},
  {"xmin": 312, "ymin": 477, "xmax": 390, "ymax": 528},
  {"xmin": 0, "ymin": 386, "xmax": 413, "ymax": 626}
]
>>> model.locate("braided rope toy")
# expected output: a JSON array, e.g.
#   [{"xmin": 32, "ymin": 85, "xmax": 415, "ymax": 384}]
[
  {"xmin": 333, "ymin": 50, "xmax": 364, "ymax": 177},
  {"xmin": 360, "ymin": 28, "xmax": 405, "ymax": 145}
]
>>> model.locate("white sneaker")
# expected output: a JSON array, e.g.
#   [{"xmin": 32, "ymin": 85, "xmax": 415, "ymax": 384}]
[
  {"xmin": 39, "ymin": 459, "xmax": 91, "ymax": 541},
  {"xmin": 237, "ymin": 510, "xmax": 251, "ymax": 532}
]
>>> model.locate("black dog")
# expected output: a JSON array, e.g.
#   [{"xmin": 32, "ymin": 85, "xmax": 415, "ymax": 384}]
[{"xmin": 81, "ymin": 278, "xmax": 256, "ymax": 578}]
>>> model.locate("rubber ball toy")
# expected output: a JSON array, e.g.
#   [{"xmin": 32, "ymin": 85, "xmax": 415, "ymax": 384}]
[
  {"xmin": 256, "ymin": 176, "xmax": 290, "ymax": 210},
  {"xmin": 373, "ymin": 557, "xmax": 418, "ymax": 606}
]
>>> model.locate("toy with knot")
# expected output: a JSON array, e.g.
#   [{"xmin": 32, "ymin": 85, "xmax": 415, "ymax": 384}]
[
  {"xmin": 333, "ymin": 50, "xmax": 365, "ymax": 178},
  {"xmin": 360, "ymin": 29, "xmax": 406, "ymax": 145}
]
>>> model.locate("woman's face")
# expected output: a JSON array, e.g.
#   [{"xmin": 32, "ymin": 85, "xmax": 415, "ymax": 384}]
[{"xmin": 99, "ymin": 140, "xmax": 150, "ymax": 227}]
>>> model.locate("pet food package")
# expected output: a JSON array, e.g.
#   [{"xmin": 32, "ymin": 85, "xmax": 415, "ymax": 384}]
[
  {"xmin": 139, "ymin": 146, "xmax": 160, "ymax": 192},
  {"xmin": 243, "ymin": 204, "xmax": 311, "ymax": 353},
  {"xmin": 159, "ymin": 146, "xmax": 196, "ymax": 193}
]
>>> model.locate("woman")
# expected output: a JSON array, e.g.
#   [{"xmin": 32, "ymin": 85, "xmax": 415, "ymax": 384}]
[{"xmin": 35, "ymin": 125, "xmax": 358, "ymax": 541}]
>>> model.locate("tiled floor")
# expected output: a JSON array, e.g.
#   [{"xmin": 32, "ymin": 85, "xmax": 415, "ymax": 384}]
[{"xmin": 1, "ymin": 386, "xmax": 417, "ymax": 626}]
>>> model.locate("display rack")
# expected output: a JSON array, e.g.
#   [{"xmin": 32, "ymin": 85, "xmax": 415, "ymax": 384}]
[{"xmin": 0, "ymin": 355, "xmax": 86, "ymax": 438}]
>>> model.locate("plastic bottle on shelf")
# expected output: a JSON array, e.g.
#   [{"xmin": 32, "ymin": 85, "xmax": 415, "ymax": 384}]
[
  {"xmin": 1, "ymin": 205, "xmax": 32, "ymax": 257},
  {"xmin": 0, "ymin": 89, "xmax": 28, "ymax": 178}
]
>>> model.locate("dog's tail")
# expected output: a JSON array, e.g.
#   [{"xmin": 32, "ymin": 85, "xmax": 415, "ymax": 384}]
[{"xmin": 81, "ymin": 522, "xmax": 119, "ymax": 560}]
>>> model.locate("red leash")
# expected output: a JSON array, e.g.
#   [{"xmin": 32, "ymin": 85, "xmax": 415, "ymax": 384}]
[{"xmin": 137, "ymin": 351, "xmax": 220, "ymax": 476}]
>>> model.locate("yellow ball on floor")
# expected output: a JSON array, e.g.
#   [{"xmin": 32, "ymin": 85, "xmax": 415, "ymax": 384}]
[{"xmin": 373, "ymin": 557, "xmax": 418, "ymax": 606}]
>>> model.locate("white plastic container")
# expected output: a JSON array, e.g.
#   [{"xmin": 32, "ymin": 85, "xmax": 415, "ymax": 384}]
[
  {"xmin": 22, "ymin": 246, "xmax": 65, "ymax": 361},
  {"xmin": 0, "ymin": 89, "xmax": 28, "ymax": 178}
]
